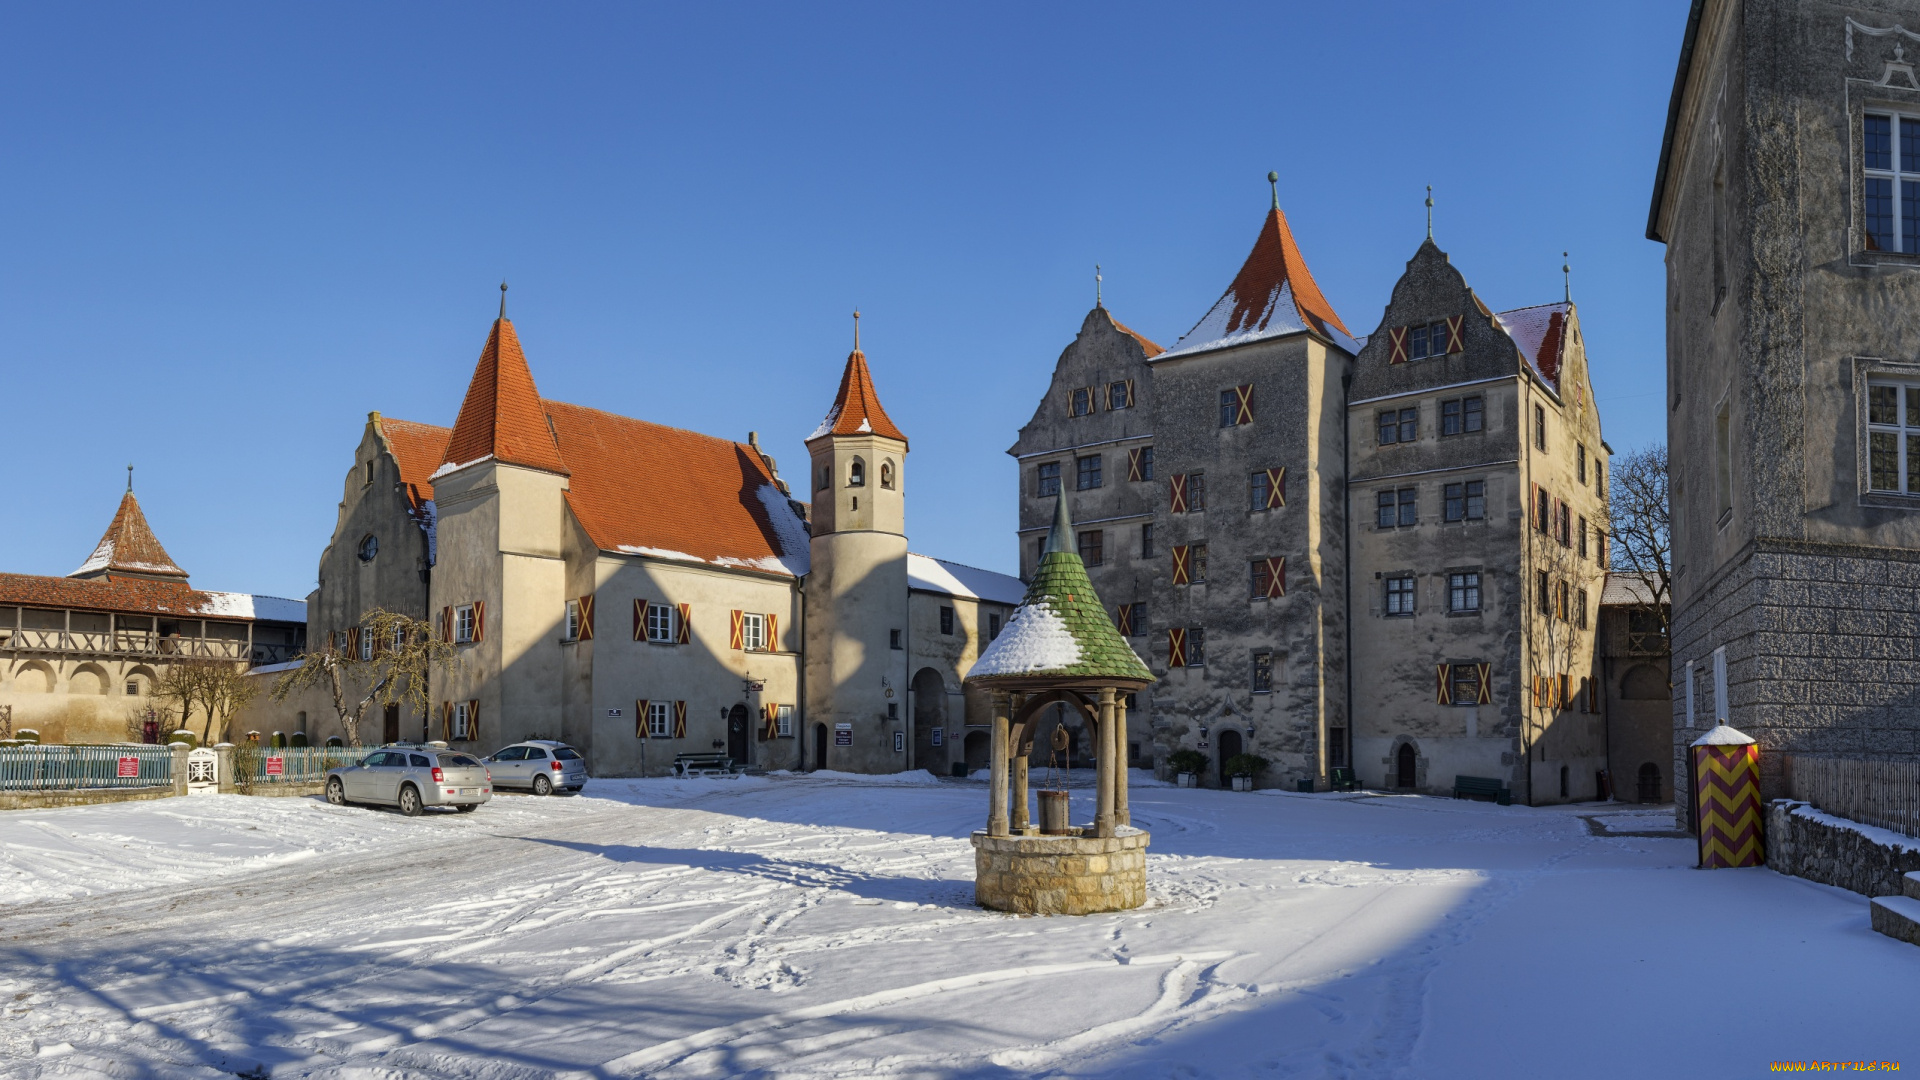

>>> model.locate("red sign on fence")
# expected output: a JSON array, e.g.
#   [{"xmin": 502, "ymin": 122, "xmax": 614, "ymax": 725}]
[
  {"xmin": 116, "ymin": 756, "xmax": 140, "ymax": 778},
  {"xmin": 265, "ymin": 756, "xmax": 284, "ymax": 776}
]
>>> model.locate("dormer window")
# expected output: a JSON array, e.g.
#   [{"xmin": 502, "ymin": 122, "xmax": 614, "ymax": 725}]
[
  {"xmin": 357, "ymin": 534, "xmax": 378, "ymax": 562},
  {"xmin": 881, "ymin": 461, "xmax": 895, "ymax": 489},
  {"xmin": 849, "ymin": 459, "xmax": 866, "ymax": 487}
]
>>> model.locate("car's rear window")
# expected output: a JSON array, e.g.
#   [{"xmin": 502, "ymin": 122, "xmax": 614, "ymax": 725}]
[
  {"xmin": 554, "ymin": 747, "xmax": 581, "ymax": 760},
  {"xmin": 439, "ymin": 754, "xmax": 481, "ymax": 768}
]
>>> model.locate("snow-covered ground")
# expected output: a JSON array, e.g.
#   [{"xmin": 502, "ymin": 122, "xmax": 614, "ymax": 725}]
[{"xmin": 2, "ymin": 774, "xmax": 1917, "ymax": 1078}]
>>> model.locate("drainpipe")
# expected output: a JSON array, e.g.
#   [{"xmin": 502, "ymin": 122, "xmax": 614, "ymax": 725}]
[
  {"xmin": 796, "ymin": 573, "xmax": 807, "ymax": 772},
  {"xmin": 1342, "ymin": 369, "xmax": 1354, "ymax": 789},
  {"xmin": 1521, "ymin": 375, "xmax": 1536, "ymax": 808}
]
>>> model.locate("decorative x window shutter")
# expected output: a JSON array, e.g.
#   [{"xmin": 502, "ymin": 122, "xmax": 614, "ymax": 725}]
[
  {"xmin": 473, "ymin": 601, "xmax": 486, "ymax": 643},
  {"xmin": 1388, "ymin": 326, "xmax": 1409, "ymax": 364},
  {"xmin": 1125, "ymin": 379, "xmax": 1135, "ymax": 408},
  {"xmin": 1475, "ymin": 663, "xmax": 1494, "ymax": 705},
  {"xmin": 1170, "ymin": 474, "xmax": 1188, "ymax": 513},
  {"xmin": 577, "ymin": 595, "xmax": 595, "ymax": 640},
  {"xmin": 1127, "ymin": 448, "xmax": 1144, "ymax": 482},
  {"xmin": 1233, "ymin": 384, "xmax": 1254, "ymax": 425},
  {"xmin": 1532, "ymin": 676, "xmax": 1545, "ymax": 708},
  {"xmin": 1104, "ymin": 383, "xmax": 1116, "ymax": 410},
  {"xmin": 1171, "ymin": 545, "xmax": 1190, "ymax": 585},
  {"xmin": 1115, "ymin": 604, "xmax": 1133, "ymax": 637},
  {"xmin": 765, "ymin": 613, "xmax": 778, "ymax": 650},
  {"xmin": 635, "ymin": 699, "xmax": 649, "ymax": 738},
  {"xmin": 1436, "ymin": 664, "xmax": 1453, "ymax": 705},
  {"xmin": 441, "ymin": 701, "xmax": 453, "ymax": 740},
  {"xmin": 1168, "ymin": 627, "xmax": 1187, "ymax": 668},
  {"xmin": 760, "ymin": 703, "xmax": 778, "ymax": 740},
  {"xmin": 1445, "ymin": 314, "xmax": 1466, "ymax": 353},
  {"xmin": 467, "ymin": 700, "xmax": 480, "ymax": 741},
  {"xmin": 441, "ymin": 606, "xmax": 453, "ymax": 643},
  {"xmin": 1264, "ymin": 467, "xmax": 1287, "ymax": 509},
  {"xmin": 1529, "ymin": 483, "xmax": 1541, "ymax": 527},
  {"xmin": 1263, "ymin": 557, "xmax": 1286, "ymax": 598},
  {"xmin": 1558, "ymin": 674, "xmax": 1570, "ymax": 711},
  {"xmin": 672, "ymin": 700, "xmax": 687, "ymax": 738},
  {"xmin": 729, "ymin": 610, "xmax": 744, "ymax": 650},
  {"xmin": 1087, "ymin": 385, "xmax": 1099, "ymax": 410},
  {"xmin": 348, "ymin": 627, "xmax": 361, "ymax": 655},
  {"xmin": 676, "ymin": 603, "xmax": 692, "ymax": 644},
  {"xmin": 633, "ymin": 598, "xmax": 647, "ymax": 641}
]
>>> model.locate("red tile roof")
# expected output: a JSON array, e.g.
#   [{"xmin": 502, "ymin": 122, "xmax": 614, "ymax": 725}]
[
  {"xmin": 0, "ymin": 573, "xmax": 254, "ymax": 620},
  {"xmin": 1106, "ymin": 311, "xmax": 1165, "ymax": 358},
  {"xmin": 545, "ymin": 401, "xmax": 809, "ymax": 576},
  {"xmin": 1163, "ymin": 202, "xmax": 1355, "ymax": 358},
  {"xmin": 810, "ymin": 349, "xmax": 907, "ymax": 446},
  {"xmin": 441, "ymin": 318, "xmax": 569, "ymax": 476},
  {"xmin": 379, "ymin": 417, "xmax": 452, "ymax": 512},
  {"xmin": 70, "ymin": 491, "xmax": 189, "ymax": 581}
]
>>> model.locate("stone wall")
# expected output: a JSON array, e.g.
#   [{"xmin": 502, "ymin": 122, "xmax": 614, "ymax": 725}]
[
  {"xmin": 972, "ymin": 829, "xmax": 1148, "ymax": 915},
  {"xmin": 1767, "ymin": 799, "xmax": 1920, "ymax": 898}
]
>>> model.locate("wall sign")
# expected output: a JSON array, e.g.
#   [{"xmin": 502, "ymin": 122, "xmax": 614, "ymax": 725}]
[
  {"xmin": 265, "ymin": 756, "xmax": 285, "ymax": 776},
  {"xmin": 893, "ymin": 731, "xmax": 905, "ymax": 753},
  {"xmin": 835, "ymin": 723, "xmax": 852, "ymax": 746},
  {"xmin": 607, "ymin": 708, "xmax": 623, "ymax": 718},
  {"xmin": 116, "ymin": 756, "xmax": 140, "ymax": 778},
  {"xmin": 930, "ymin": 728, "xmax": 943, "ymax": 747}
]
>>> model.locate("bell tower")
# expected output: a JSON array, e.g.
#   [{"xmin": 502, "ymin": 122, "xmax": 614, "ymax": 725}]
[{"xmin": 803, "ymin": 313, "xmax": 910, "ymax": 771}]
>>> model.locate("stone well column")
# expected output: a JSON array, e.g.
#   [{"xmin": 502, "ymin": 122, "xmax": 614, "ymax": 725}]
[
  {"xmin": 1115, "ymin": 693, "xmax": 1130, "ymax": 827},
  {"xmin": 989, "ymin": 692, "xmax": 1010, "ymax": 838},
  {"xmin": 1095, "ymin": 687, "xmax": 1116, "ymax": 839}
]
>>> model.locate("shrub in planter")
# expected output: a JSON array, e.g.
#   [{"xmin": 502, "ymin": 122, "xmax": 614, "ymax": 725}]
[
  {"xmin": 290, "ymin": 731, "xmax": 310, "ymax": 748},
  {"xmin": 1167, "ymin": 749, "xmax": 1209, "ymax": 784},
  {"xmin": 166, "ymin": 730, "xmax": 197, "ymax": 749},
  {"xmin": 15, "ymin": 729, "xmax": 40, "ymax": 744},
  {"xmin": 1225, "ymin": 753, "xmax": 1270, "ymax": 778}
]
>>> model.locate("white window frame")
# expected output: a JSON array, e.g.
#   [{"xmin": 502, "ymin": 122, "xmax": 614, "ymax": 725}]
[
  {"xmin": 455, "ymin": 605, "xmax": 476, "ymax": 644},
  {"xmin": 776, "ymin": 704, "xmax": 793, "ymax": 738},
  {"xmin": 1866, "ymin": 378, "xmax": 1920, "ymax": 495},
  {"xmin": 1863, "ymin": 111, "xmax": 1920, "ymax": 254},
  {"xmin": 563, "ymin": 601, "xmax": 579, "ymax": 642},
  {"xmin": 645, "ymin": 603, "xmax": 677, "ymax": 644},
  {"xmin": 741, "ymin": 612, "xmax": 766, "ymax": 652},
  {"xmin": 1448, "ymin": 571, "xmax": 1481, "ymax": 613},
  {"xmin": 359, "ymin": 629, "xmax": 374, "ymax": 661},
  {"xmin": 453, "ymin": 701, "xmax": 470, "ymax": 739},
  {"xmin": 1385, "ymin": 576, "xmax": 1416, "ymax": 616},
  {"xmin": 648, "ymin": 701, "xmax": 671, "ymax": 738}
]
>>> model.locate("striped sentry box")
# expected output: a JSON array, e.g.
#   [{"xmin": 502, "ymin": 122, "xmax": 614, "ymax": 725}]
[{"xmin": 1692, "ymin": 724, "xmax": 1764, "ymax": 869}]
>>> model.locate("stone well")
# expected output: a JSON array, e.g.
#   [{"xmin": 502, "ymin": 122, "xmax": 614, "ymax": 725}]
[{"xmin": 972, "ymin": 827, "xmax": 1149, "ymax": 915}]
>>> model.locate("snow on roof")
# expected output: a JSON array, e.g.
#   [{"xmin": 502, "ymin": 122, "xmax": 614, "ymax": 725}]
[
  {"xmin": 195, "ymin": 593, "xmax": 308, "ymax": 622},
  {"xmin": 967, "ymin": 603, "xmax": 1083, "ymax": 676},
  {"xmin": 1600, "ymin": 572, "xmax": 1661, "ymax": 606},
  {"xmin": 69, "ymin": 491, "xmax": 189, "ymax": 581},
  {"xmin": 1494, "ymin": 302, "xmax": 1569, "ymax": 392},
  {"xmin": 907, "ymin": 554, "xmax": 1025, "ymax": 605},
  {"xmin": 1691, "ymin": 723, "xmax": 1755, "ymax": 747},
  {"xmin": 808, "ymin": 349, "xmax": 906, "ymax": 445},
  {"xmin": 1157, "ymin": 203, "xmax": 1360, "ymax": 361}
]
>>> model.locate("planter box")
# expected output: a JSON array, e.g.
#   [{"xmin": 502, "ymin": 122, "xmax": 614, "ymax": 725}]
[
  {"xmin": 1232, "ymin": 776, "xmax": 1253, "ymax": 792},
  {"xmin": 1176, "ymin": 772, "xmax": 1198, "ymax": 788}
]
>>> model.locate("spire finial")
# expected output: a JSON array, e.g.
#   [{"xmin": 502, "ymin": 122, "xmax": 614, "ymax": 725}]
[
  {"xmin": 1095, "ymin": 264, "xmax": 1103, "ymax": 308},
  {"xmin": 126, "ymin": 463, "xmax": 134, "ymax": 493},
  {"xmin": 1268, "ymin": 170, "xmax": 1280, "ymax": 210},
  {"xmin": 1562, "ymin": 252, "xmax": 1571, "ymax": 302},
  {"xmin": 853, "ymin": 309, "xmax": 860, "ymax": 352},
  {"xmin": 499, "ymin": 280, "xmax": 508, "ymax": 319},
  {"xmin": 1425, "ymin": 185, "xmax": 1434, "ymax": 240}
]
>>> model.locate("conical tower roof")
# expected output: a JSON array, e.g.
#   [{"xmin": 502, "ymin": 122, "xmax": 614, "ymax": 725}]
[
  {"xmin": 969, "ymin": 497, "xmax": 1153, "ymax": 685},
  {"xmin": 70, "ymin": 490, "xmax": 189, "ymax": 582},
  {"xmin": 440, "ymin": 316, "xmax": 569, "ymax": 476},
  {"xmin": 808, "ymin": 346, "xmax": 908, "ymax": 446},
  {"xmin": 1160, "ymin": 190, "xmax": 1360, "ymax": 358}
]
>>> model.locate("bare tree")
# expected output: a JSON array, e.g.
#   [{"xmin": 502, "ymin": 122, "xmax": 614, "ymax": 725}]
[
  {"xmin": 153, "ymin": 660, "xmax": 223, "ymax": 742},
  {"xmin": 1523, "ymin": 502, "xmax": 1608, "ymax": 803},
  {"xmin": 271, "ymin": 609, "xmax": 462, "ymax": 747},
  {"xmin": 204, "ymin": 666, "xmax": 259, "ymax": 745},
  {"xmin": 1606, "ymin": 444, "xmax": 1672, "ymax": 640}
]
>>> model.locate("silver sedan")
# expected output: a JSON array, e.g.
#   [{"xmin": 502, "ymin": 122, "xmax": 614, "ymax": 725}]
[
  {"xmin": 325, "ymin": 746, "xmax": 493, "ymax": 815},
  {"xmin": 484, "ymin": 740, "xmax": 588, "ymax": 796}
]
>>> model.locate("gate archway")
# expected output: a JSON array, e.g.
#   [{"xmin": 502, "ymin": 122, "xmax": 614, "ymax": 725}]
[{"xmin": 912, "ymin": 667, "xmax": 947, "ymax": 775}]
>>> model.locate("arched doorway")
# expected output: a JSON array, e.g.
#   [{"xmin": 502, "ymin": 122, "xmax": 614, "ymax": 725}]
[
  {"xmin": 727, "ymin": 704, "xmax": 749, "ymax": 765},
  {"xmin": 1216, "ymin": 729, "xmax": 1243, "ymax": 787},
  {"xmin": 1559, "ymin": 764, "xmax": 1570, "ymax": 800},
  {"xmin": 963, "ymin": 730, "xmax": 989, "ymax": 774},
  {"xmin": 1395, "ymin": 743, "xmax": 1417, "ymax": 789},
  {"xmin": 1637, "ymin": 762, "xmax": 1662, "ymax": 802},
  {"xmin": 912, "ymin": 668, "xmax": 947, "ymax": 776},
  {"xmin": 813, "ymin": 723, "xmax": 828, "ymax": 771}
]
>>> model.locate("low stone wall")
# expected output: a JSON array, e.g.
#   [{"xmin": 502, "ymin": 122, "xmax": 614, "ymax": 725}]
[
  {"xmin": 1767, "ymin": 799, "xmax": 1920, "ymax": 898},
  {"xmin": 0, "ymin": 786, "xmax": 176, "ymax": 811},
  {"xmin": 239, "ymin": 782, "xmax": 326, "ymax": 798},
  {"xmin": 972, "ymin": 829, "xmax": 1148, "ymax": 915}
]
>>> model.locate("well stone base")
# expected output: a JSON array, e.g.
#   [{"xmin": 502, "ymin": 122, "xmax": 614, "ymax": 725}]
[{"xmin": 971, "ymin": 827, "xmax": 1149, "ymax": 915}]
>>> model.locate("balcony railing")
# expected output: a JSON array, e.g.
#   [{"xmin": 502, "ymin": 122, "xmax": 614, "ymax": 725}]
[{"xmin": 0, "ymin": 628, "xmax": 255, "ymax": 661}]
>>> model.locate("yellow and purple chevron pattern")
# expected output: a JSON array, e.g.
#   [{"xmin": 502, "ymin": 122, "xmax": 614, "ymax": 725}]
[{"xmin": 1693, "ymin": 743, "xmax": 1764, "ymax": 868}]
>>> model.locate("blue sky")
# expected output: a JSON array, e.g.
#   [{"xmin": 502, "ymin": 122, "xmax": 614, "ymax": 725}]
[{"xmin": 0, "ymin": 2, "xmax": 1687, "ymax": 598}]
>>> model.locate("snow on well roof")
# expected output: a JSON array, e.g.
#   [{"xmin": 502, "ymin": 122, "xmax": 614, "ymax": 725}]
[
  {"xmin": 969, "ymin": 498, "xmax": 1152, "ymax": 683},
  {"xmin": 907, "ymin": 554, "xmax": 1025, "ymax": 605},
  {"xmin": 1494, "ymin": 303, "xmax": 1569, "ymax": 393},
  {"xmin": 1157, "ymin": 202, "xmax": 1361, "ymax": 360}
]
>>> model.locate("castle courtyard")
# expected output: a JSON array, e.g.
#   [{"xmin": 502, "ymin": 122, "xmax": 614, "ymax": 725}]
[{"xmin": 1, "ymin": 779, "xmax": 1913, "ymax": 1078}]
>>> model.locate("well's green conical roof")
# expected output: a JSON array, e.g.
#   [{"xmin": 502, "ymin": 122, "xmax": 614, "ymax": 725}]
[{"xmin": 969, "ymin": 496, "xmax": 1153, "ymax": 683}]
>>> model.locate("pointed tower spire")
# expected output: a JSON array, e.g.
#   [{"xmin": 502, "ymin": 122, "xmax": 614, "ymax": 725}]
[
  {"xmin": 440, "ymin": 308, "xmax": 569, "ymax": 476},
  {"xmin": 1045, "ymin": 492, "xmax": 1074, "ymax": 556},
  {"xmin": 1095, "ymin": 264, "xmax": 1103, "ymax": 308},
  {"xmin": 1563, "ymin": 252, "xmax": 1572, "ymax": 302},
  {"xmin": 808, "ymin": 317, "xmax": 908, "ymax": 446},
  {"xmin": 1426, "ymin": 185, "xmax": 1434, "ymax": 240},
  {"xmin": 499, "ymin": 280, "xmax": 508, "ymax": 319},
  {"xmin": 1268, "ymin": 170, "xmax": 1280, "ymax": 210},
  {"xmin": 70, "ymin": 487, "xmax": 189, "ymax": 582}
]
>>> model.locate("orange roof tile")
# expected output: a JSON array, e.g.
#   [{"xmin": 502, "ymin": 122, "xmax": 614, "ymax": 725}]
[
  {"xmin": 441, "ymin": 318, "xmax": 569, "ymax": 476},
  {"xmin": 70, "ymin": 491, "xmax": 188, "ymax": 581},
  {"xmin": 544, "ymin": 401, "xmax": 810, "ymax": 576},
  {"xmin": 379, "ymin": 417, "xmax": 451, "ymax": 512},
  {"xmin": 1106, "ymin": 312, "xmax": 1165, "ymax": 358},
  {"xmin": 809, "ymin": 349, "xmax": 907, "ymax": 446},
  {"xmin": 0, "ymin": 573, "xmax": 267, "ymax": 620},
  {"xmin": 1163, "ymin": 202, "xmax": 1356, "ymax": 358}
]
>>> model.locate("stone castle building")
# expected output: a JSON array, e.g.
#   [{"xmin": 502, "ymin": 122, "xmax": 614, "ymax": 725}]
[
  {"xmin": 1651, "ymin": 0, "xmax": 1920, "ymax": 812},
  {"xmin": 0, "ymin": 486, "xmax": 305, "ymax": 744},
  {"xmin": 291, "ymin": 304, "xmax": 1021, "ymax": 774},
  {"xmin": 1015, "ymin": 184, "xmax": 1616, "ymax": 802}
]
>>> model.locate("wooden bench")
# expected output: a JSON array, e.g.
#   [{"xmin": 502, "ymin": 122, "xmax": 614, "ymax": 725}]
[
  {"xmin": 1453, "ymin": 775, "xmax": 1511, "ymax": 804},
  {"xmin": 672, "ymin": 753, "xmax": 738, "ymax": 778},
  {"xmin": 1329, "ymin": 767, "xmax": 1360, "ymax": 792}
]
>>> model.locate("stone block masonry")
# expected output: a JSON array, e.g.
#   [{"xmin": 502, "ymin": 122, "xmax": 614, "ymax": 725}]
[
  {"xmin": 1767, "ymin": 799, "xmax": 1920, "ymax": 899},
  {"xmin": 972, "ymin": 829, "xmax": 1148, "ymax": 915}
]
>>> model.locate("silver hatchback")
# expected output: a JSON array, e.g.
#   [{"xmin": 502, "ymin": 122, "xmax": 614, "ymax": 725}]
[
  {"xmin": 484, "ymin": 740, "xmax": 588, "ymax": 795},
  {"xmin": 324, "ymin": 745, "xmax": 493, "ymax": 815}
]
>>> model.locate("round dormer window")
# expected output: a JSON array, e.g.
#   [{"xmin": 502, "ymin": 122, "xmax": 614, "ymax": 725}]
[{"xmin": 358, "ymin": 534, "xmax": 378, "ymax": 562}]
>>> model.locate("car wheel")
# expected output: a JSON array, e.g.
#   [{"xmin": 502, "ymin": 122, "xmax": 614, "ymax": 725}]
[
  {"xmin": 326, "ymin": 778, "xmax": 347, "ymax": 806},
  {"xmin": 455, "ymin": 803, "xmax": 479, "ymax": 813},
  {"xmin": 532, "ymin": 774, "xmax": 553, "ymax": 797},
  {"xmin": 398, "ymin": 784, "xmax": 424, "ymax": 817}
]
